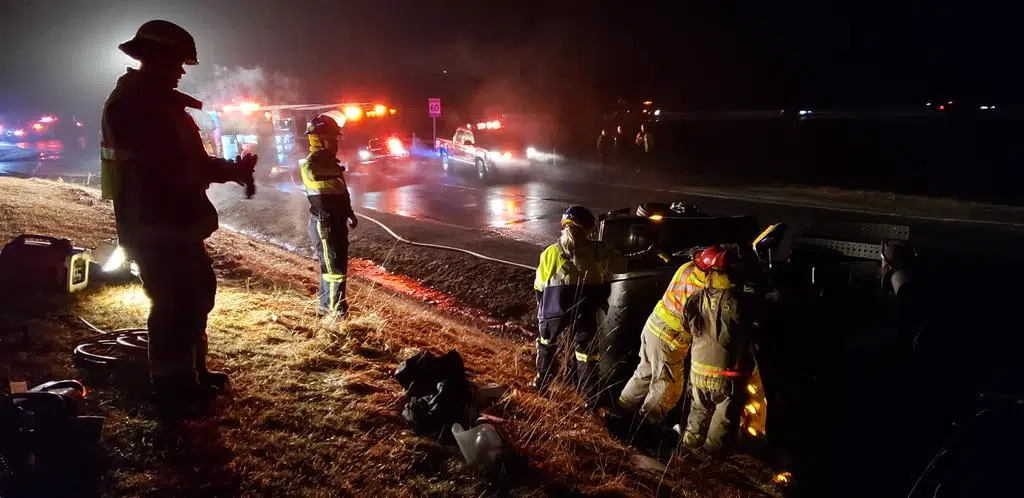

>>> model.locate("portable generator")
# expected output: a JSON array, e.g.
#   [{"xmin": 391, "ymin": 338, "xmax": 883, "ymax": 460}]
[{"xmin": 0, "ymin": 235, "xmax": 91, "ymax": 293}]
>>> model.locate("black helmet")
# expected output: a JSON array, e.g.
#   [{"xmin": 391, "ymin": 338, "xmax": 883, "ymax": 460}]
[
  {"xmin": 306, "ymin": 114, "xmax": 342, "ymax": 136},
  {"xmin": 119, "ymin": 20, "xmax": 198, "ymax": 65},
  {"xmin": 561, "ymin": 205, "xmax": 596, "ymax": 231}
]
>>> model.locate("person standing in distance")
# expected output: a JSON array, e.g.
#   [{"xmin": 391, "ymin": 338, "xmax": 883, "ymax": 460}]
[
  {"xmin": 301, "ymin": 114, "xmax": 357, "ymax": 317},
  {"xmin": 100, "ymin": 20, "xmax": 258, "ymax": 415}
]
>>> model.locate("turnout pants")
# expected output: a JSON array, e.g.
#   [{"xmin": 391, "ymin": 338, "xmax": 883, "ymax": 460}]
[
  {"xmin": 308, "ymin": 215, "xmax": 349, "ymax": 314},
  {"xmin": 535, "ymin": 315, "xmax": 601, "ymax": 400},
  {"xmin": 617, "ymin": 320, "xmax": 689, "ymax": 425},
  {"xmin": 131, "ymin": 240, "xmax": 217, "ymax": 381},
  {"xmin": 683, "ymin": 373, "xmax": 748, "ymax": 453}
]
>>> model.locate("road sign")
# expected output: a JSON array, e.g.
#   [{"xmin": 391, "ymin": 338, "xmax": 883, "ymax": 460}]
[{"xmin": 428, "ymin": 98, "xmax": 441, "ymax": 117}]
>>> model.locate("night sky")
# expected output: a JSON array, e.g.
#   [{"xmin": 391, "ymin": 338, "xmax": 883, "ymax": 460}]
[{"xmin": 0, "ymin": 0, "xmax": 1016, "ymax": 122}]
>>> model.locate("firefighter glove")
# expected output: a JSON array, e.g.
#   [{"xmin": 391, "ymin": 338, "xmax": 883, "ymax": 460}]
[
  {"xmin": 234, "ymin": 153, "xmax": 258, "ymax": 198},
  {"xmin": 348, "ymin": 213, "xmax": 358, "ymax": 229}
]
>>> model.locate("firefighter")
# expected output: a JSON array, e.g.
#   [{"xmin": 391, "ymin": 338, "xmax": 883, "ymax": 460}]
[
  {"xmin": 680, "ymin": 244, "xmax": 754, "ymax": 454},
  {"xmin": 101, "ymin": 20, "xmax": 258, "ymax": 412},
  {"xmin": 302, "ymin": 114, "xmax": 357, "ymax": 317},
  {"xmin": 531, "ymin": 206, "xmax": 622, "ymax": 407},
  {"xmin": 616, "ymin": 245, "xmax": 737, "ymax": 426}
]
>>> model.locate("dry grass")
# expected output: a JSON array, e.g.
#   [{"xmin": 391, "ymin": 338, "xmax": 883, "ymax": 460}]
[{"xmin": 0, "ymin": 177, "xmax": 771, "ymax": 497}]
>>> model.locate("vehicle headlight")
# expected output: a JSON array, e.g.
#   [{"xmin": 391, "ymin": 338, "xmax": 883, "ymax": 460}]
[
  {"xmin": 358, "ymin": 149, "xmax": 372, "ymax": 160},
  {"xmin": 526, "ymin": 146, "xmax": 537, "ymax": 159}
]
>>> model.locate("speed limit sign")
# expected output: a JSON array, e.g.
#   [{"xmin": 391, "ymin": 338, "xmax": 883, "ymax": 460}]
[{"xmin": 428, "ymin": 98, "xmax": 441, "ymax": 117}]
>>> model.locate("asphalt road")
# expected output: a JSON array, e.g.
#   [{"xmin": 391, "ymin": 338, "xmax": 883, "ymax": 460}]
[
  {"xmin": 4, "ymin": 138, "xmax": 1021, "ymax": 262},
  {"xmin": 334, "ymin": 157, "xmax": 1023, "ymax": 262}
]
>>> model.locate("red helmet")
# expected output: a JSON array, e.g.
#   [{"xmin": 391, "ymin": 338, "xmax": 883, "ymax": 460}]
[{"xmin": 694, "ymin": 244, "xmax": 741, "ymax": 273}]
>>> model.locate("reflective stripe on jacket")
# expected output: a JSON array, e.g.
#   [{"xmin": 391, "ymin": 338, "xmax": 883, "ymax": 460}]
[
  {"xmin": 649, "ymin": 262, "xmax": 733, "ymax": 347},
  {"xmin": 101, "ymin": 68, "xmax": 232, "ymax": 245},
  {"xmin": 685, "ymin": 284, "xmax": 754, "ymax": 378},
  {"xmin": 643, "ymin": 311, "xmax": 691, "ymax": 351},
  {"xmin": 301, "ymin": 150, "xmax": 353, "ymax": 221},
  {"xmin": 534, "ymin": 242, "xmax": 612, "ymax": 320}
]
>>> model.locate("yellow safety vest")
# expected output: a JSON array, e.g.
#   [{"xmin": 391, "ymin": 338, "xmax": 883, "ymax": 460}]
[
  {"xmin": 300, "ymin": 154, "xmax": 347, "ymax": 196},
  {"xmin": 647, "ymin": 262, "xmax": 733, "ymax": 349},
  {"xmin": 534, "ymin": 242, "xmax": 611, "ymax": 320}
]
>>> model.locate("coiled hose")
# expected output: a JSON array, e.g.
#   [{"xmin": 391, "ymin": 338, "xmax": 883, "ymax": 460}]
[{"xmin": 72, "ymin": 316, "xmax": 149, "ymax": 369}]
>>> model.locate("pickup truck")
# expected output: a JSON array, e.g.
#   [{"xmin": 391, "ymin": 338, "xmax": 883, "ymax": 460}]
[
  {"xmin": 435, "ymin": 127, "xmax": 530, "ymax": 183},
  {"xmin": 351, "ymin": 134, "xmax": 411, "ymax": 175}
]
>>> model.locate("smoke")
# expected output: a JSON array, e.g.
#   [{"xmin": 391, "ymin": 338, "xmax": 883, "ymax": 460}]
[{"xmin": 182, "ymin": 64, "xmax": 302, "ymax": 108}]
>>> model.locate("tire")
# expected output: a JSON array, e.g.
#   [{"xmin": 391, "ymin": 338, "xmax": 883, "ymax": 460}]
[
  {"xmin": 441, "ymin": 152, "xmax": 450, "ymax": 172},
  {"xmin": 476, "ymin": 158, "xmax": 491, "ymax": 183}
]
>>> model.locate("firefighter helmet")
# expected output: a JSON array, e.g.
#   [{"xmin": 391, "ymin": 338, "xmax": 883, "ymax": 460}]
[
  {"xmin": 119, "ymin": 20, "xmax": 199, "ymax": 65},
  {"xmin": 561, "ymin": 205, "xmax": 596, "ymax": 231},
  {"xmin": 306, "ymin": 114, "xmax": 342, "ymax": 136},
  {"xmin": 694, "ymin": 244, "xmax": 742, "ymax": 273}
]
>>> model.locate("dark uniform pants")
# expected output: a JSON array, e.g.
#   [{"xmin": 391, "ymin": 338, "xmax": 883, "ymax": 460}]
[
  {"xmin": 535, "ymin": 315, "xmax": 601, "ymax": 400},
  {"xmin": 308, "ymin": 215, "xmax": 349, "ymax": 314},
  {"xmin": 683, "ymin": 373, "xmax": 748, "ymax": 453},
  {"xmin": 131, "ymin": 241, "xmax": 216, "ymax": 381}
]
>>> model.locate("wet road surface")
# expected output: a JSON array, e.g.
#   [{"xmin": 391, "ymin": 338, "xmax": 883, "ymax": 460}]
[
  {"xmin": 0, "ymin": 138, "xmax": 97, "ymax": 181},
  {"xmin": 4, "ymin": 138, "xmax": 1021, "ymax": 259},
  {"xmin": 338, "ymin": 158, "xmax": 1023, "ymax": 258}
]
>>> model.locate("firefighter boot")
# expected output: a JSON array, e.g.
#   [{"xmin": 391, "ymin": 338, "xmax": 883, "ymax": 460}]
[
  {"xmin": 574, "ymin": 357, "xmax": 602, "ymax": 412},
  {"xmin": 198, "ymin": 370, "xmax": 230, "ymax": 391},
  {"xmin": 152, "ymin": 377, "xmax": 218, "ymax": 418},
  {"xmin": 528, "ymin": 373, "xmax": 552, "ymax": 394},
  {"xmin": 195, "ymin": 335, "xmax": 230, "ymax": 391}
]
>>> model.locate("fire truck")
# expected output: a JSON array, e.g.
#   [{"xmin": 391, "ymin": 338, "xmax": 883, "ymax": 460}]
[{"xmin": 195, "ymin": 101, "xmax": 405, "ymax": 182}]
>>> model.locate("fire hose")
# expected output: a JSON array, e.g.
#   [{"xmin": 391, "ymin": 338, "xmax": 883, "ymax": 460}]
[
  {"xmin": 354, "ymin": 212, "xmax": 538, "ymax": 271},
  {"xmin": 354, "ymin": 211, "xmax": 669, "ymax": 277},
  {"xmin": 74, "ymin": 209, "xmax": 677, "ymax": 373},
  {"xmin": 72, "ymin": 316, "xmax": 150, "ymax": 369},
  {"xmin": 75, "ymin": 212, "xmax": 660, "ymax": 373}
]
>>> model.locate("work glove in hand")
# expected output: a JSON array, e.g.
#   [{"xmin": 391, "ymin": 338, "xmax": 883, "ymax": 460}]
[
  {"xmin": 348, "ymin": 212, "xmax": 358, "ymax": 229},
  {"xmin": 234, "ymin": 153, "xmax": 258, "ymax": 198}
]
